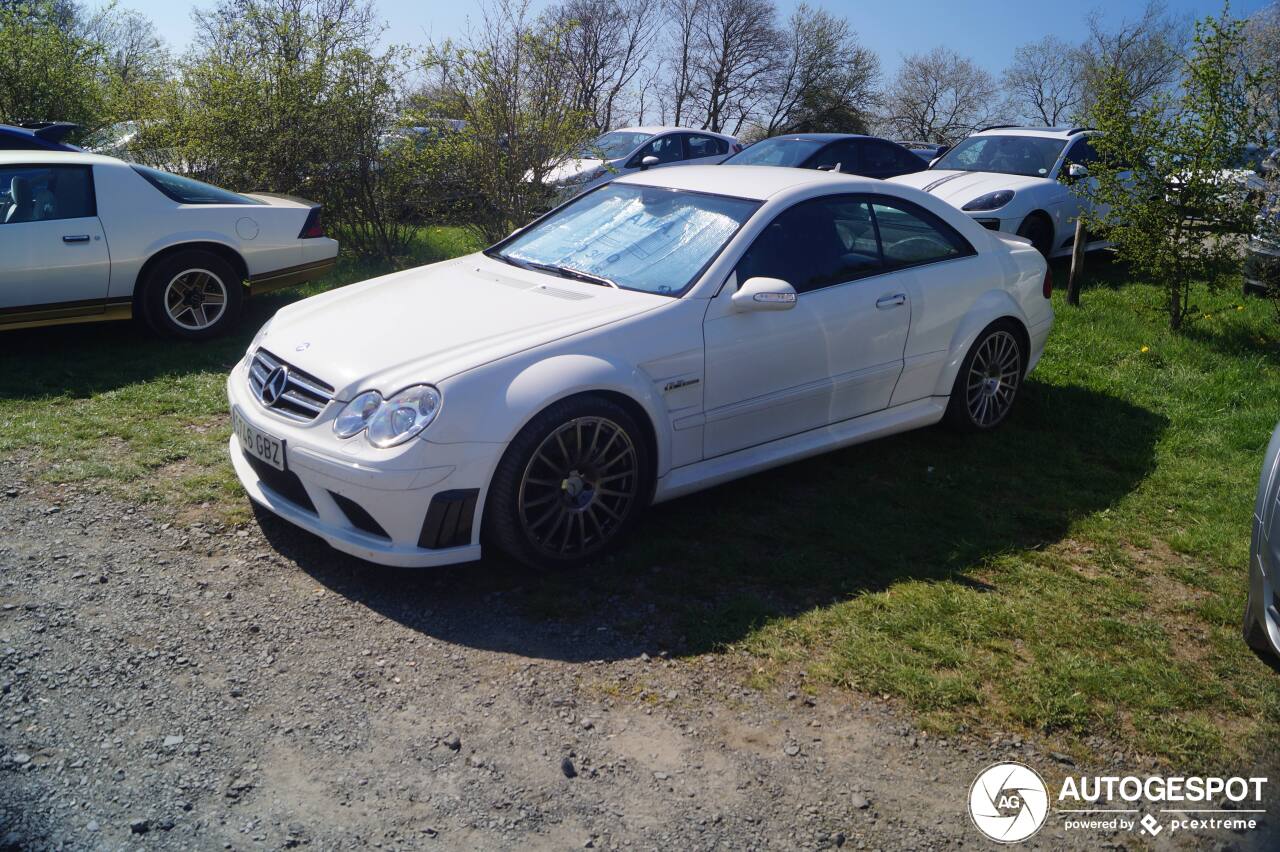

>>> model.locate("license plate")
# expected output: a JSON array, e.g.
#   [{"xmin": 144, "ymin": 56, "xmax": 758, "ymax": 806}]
[{"xmin": 232, "ymin": 407, "xmax": 285, "ymax": 471}]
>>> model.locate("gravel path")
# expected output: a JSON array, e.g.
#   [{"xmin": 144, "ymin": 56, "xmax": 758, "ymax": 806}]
[{"xmin": 0, "ymin": 465, "xmax": 1274, "ymax": 850}]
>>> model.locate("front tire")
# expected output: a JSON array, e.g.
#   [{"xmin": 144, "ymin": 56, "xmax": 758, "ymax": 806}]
[
  {"xmin": 944, "ymin": 320, "xmax": 1025, "ymax": 432},
  {"xmin": 484, "ymin": 395, "xmax": 652, "ymax": 569},
  {"xmin": 1016, "ymin": 214, "xmax": 1053, "ymax": 258},
  {"xmin": 140, "ymin": 250, "xmax": 242, "ymax": 340}
]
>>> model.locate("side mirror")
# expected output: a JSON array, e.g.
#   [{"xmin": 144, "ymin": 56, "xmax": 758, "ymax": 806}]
[
  {"xmin": 732, "ymin": 277, "xmax": 797, "ymax": 312},
  {"xmin": 1067, "ymin": 163, "xmax": 1089, "ymax": 180},
  {"xmin": 639, "ymin": 155, "xmax": 660, "ymax": 170}
]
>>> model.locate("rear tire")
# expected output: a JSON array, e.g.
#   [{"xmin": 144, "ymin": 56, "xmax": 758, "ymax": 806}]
[
  {"xmin": 1016, "ymin": 213, "xmax": 1053, "ymax": 258},
  {"xmin": 944, "ymin": 320, "xmax": 1025, "ymax": 432},
  {"xmin": 140, "ymin": 250, "xmax": 242, "ymax": 340},
  {"xmin": 483, "ymin": 395, "xmax": 652, "ymax": 570}
]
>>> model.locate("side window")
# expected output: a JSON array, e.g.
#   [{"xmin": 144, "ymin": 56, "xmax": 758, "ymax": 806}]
[
  {"xmin": 736, "ymin": 196, "xmax": 883, "ymax": 294},
  {"xmin": 808, "ymin": 141, "xmax": 860, "ymax": 172},
  {"xmin": 633, "ymin": 134, "xmax": 683, "ymax": 166},
  {"xmin": 1066, "ymin": 138, "xmax": 1099, "ymax": 165},
  {"xmin": 861, "ymin": 141, "xmax": 907, "ymax": 174},
  {"xmin": 0, "ymin": 164, "xmax": 95, "ymax": 226},
  {"xmin": 870, "ymin": 199, "xmax": 972, "ymax": 269},
  {"xmin": 685, "ymin": 134, "xmax": 728, "ymax": 159}
]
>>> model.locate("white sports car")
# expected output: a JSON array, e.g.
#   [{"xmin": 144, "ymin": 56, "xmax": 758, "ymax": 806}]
[
  {"xmin": 888, "ymin": 126, "xmax": 1113, "ymax": 258},
  {"xmin": 0, "ymin": 151, "xmax": 338, "ymax": 338},
  {"xmin": 228, "ymin": 166, "xmax": 1053, "ymax": 569}
]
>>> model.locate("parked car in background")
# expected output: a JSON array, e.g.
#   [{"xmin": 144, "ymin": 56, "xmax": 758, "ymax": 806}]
[
  {"xmin": 1244, "ymin": 176, "xmax": 1279, "ymax": 297},
  {"xmin": 82, "ymin": 121, "xmax": 141, "ymax": 158},
  {"xmin": 0, "ymin": 122, "xmax": 80, "ymax": 152},
  {"xmin": 888, "ymin": 126, "xmax": 1112, "ymax": 258},
  {"xmin": 721, "ymin": 134, "xmax": 926, "ymax": 180},
  {"xmin": 1244, "ymin": 420, "xmax": 1280, "ymax": 659},
  {"xmin": 228, "ymin": 164, "xmax": 1051, "ymax": 569},
  {"xmin": 541, "ymin": 126, "xmax": 740, "ymax": 203},
  {"xmin": 896, "ymin": 141, "xmax": 949, "ymax": 163},
  {"xmin": 0, "ymin": 151, "xmax": 338, "ymax": 339}
]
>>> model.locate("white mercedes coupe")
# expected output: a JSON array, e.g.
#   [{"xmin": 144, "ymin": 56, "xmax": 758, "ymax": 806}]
[
  {"xmin": 0, "ymin": 151, "xmax": 338, "ymax": 338},
  {"xmin": 228, "ymin": 165, "xmax": 1053, "ymax": 569}
]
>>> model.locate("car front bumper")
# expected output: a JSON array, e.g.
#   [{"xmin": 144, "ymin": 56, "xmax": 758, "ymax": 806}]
[{"xmin": 226, "ymin": 357, "xmax": 500, "ymax": 567}]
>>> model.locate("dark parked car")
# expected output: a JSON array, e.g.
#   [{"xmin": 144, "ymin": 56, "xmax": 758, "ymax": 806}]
[
  {"xmin": 896, "ymin": 141, "xmax": 950, "ymax": 163},
  {"xmin": 721, "ymin": 134, "xmax": 927, "ymax": 179},
  {"xmin": 0, "ymin": 122, "xmax": 80, "ymax": 152}
]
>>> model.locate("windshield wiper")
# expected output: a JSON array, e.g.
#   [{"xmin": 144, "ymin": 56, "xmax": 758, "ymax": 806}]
[{"xmin": 486, "ymin": 251, "xmax": 619, "ymax": 289}]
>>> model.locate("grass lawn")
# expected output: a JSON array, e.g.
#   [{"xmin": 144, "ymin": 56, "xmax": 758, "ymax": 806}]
[{"xmin": 2, "ymin": 238, "xmax": 1278, "ymax": 769}]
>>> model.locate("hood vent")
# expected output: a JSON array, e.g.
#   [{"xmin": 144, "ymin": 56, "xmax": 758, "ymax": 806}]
[{"xmin": 534, "ymin": 285, "xmax": 593, "ymax": 301}]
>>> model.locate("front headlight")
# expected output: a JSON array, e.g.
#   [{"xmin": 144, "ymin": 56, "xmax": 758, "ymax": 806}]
[
  {"xmin": 962, "ymin": 190, "xmax": 1015, "ymax": 212},
  {"xmin": 367, "ymin": 385, "xmax": 442, "ymax": 447},
  {"xmin": 333, "ymin": 385, "xmax": 442, "ymax": 446},
  {"xmin": 333, "ymin": 390, "xmax": 383, "ymax": 438}
]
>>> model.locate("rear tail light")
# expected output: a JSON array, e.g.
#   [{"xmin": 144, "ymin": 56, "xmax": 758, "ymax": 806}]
[
  {"xmin": 298, "ymin": 207, "xmax": 324, "ymax": 239},
  {"xmin": 1042, "ymin": 267, "xmax": 1053, "ymax": 299}
]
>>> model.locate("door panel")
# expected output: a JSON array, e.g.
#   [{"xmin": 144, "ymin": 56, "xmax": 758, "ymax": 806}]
[{"xmin": 0, "ymin": 163, "xmax": 110, "ymax": 318}]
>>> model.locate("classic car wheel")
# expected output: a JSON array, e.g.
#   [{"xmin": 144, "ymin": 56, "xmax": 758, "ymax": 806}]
[
  {"xmin": 485, "ymin": 395, "xmax": 651, "ymax": 569},
  {"xmin": 141, "ymin": 250, "xmax": 242, "ymax": 340},
  {"xmin": 945, "ymin": 321, "xmax": 1024, "ymax": 432}
]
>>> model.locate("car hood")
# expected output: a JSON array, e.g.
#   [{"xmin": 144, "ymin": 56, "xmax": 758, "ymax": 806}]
[
  {"xmin": 542, "ymin": 158, "xmax": 607, "ymax": 186},
  {"xmin": 886, "ymin": 169, "xmax": 1053, "ymax": 207},
  {"xmin": 256, "ymin": 255, "xmax": 667, "ymax": 399}
]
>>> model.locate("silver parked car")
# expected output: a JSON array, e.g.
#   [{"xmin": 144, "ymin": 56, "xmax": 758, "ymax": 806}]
[
  {"xmin": 541, "ymin": 126, "xmax": 740, "ymax": 204},
  {"xmin": 1245, "ymin": 421, "xmax": 1280, "ymax": 657}
]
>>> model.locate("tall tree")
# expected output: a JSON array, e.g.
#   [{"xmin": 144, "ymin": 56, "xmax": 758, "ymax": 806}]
[
  {"xmin": 880, "ymin": 47, "xmax": 1001, "ymax": 144},
  {"xmin": 0, "ymin": 0, "xmax": 103, "ymax": 126},
  {"xmin": 687, "ymin": 0, "xmax": 780, "ymax": 134},
  {"xmin": 1002, "ymin": 35, "xmax": 1084, "ymax": 126},
  {"xmin": 760, "ymin": 3, "xmax": 878, "ymax": 135},
  {"xmin": 1242, "ymin": 1, "xmax": 1280, "ymax": 145},
  {"xmin": 549, "ymin": 0, "xmax": 657, "ymax": 132},
  {"xmin": 662, "ymin": 0, "xmax": 702, "ymax": 127},
  {"xmin": 1079, "ymin": 0, "xmax": 1186, "ymax": 116},
  {"xmin": 1082, "ymin": 11, "xmax": 1268, "ymax": 330}
]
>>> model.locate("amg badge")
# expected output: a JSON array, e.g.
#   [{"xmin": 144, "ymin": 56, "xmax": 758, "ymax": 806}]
[{"xmin": 663, "ymin": 377, "xmax": 701, "ymax": 392}]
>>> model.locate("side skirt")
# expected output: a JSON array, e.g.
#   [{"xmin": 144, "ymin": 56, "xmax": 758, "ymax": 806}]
[
  {"xmin": 652, "ymin": 396, "xmax": 947, "ymax": 504},
  {"xmin": 0, "ymin": 298, "xmax": 132, "ymax": 331}
]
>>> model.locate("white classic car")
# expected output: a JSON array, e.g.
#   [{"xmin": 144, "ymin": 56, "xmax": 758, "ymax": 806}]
[
  {"xmin": 0, "ymin": 151, "xmax": 338, "ymax": 337},
  {"xmin": 228, "ymin": 165, "xmax": 1053, "ymax": 569}
]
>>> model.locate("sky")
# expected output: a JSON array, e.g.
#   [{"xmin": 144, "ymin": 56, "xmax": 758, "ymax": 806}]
[{"xmin": 107, "ymin": 0, "xmax": 1270, "ymax": 78}]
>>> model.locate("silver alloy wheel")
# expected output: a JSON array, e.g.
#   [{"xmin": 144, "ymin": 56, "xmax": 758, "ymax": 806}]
[
  {"xmin": 164, "ymin": 268, "xmax": 228, "ymax": 330},
  {"xmin": 966, "ymin": 330, "xmax": 1022, "ymax": 427},
  {"xmin": 517, "ymin": 416, "xmax": 639, "ymax": 558}
]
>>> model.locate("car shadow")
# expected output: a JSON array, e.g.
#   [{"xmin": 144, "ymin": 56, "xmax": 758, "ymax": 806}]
[
  {"xmin": 261, "ymin": 379, "xmax": 1166, "ymax": 663},
  {"xmin": 0, "ymin": 294, "xmax": 294, "ymax": 401}
]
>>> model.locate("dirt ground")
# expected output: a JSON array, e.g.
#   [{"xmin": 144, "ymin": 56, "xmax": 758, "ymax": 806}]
[{"xmin": 1, "ymin": 460, "xmax": 1275, "ymax": 850}]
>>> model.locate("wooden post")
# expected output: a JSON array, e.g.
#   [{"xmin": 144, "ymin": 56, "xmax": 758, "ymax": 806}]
[{"xmin": 1067, "ymin": 217, "xmax": 1086, "ymax": 306}]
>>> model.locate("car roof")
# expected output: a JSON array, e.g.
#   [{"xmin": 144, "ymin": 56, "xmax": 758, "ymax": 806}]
[
  {"xmin": 612, "ymin": 125, "xmax": 735, "ymax": 139},
  {"xmin": 0, "ymin": 123, "xmax": 80, "ymax": 151},
  {"xmin": 756, "ymin": 133, "xmax": 872, "ymax": 143},
  {"xmin": 972, "ymin": 126, "xmax": 1093, "ymax": 139},
  {"xmin": 0, "ymin": 150, "xmax": 119, "ymax": 166},
  {"xmin": 615, "ymin": 164, "xmax": 886, "ymax": 200}
]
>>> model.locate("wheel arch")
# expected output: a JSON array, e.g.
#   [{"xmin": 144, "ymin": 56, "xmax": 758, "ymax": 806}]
[
  {"xmin": 132, "ymin": 241, "xmax": 250, "ymax": 312},
  {"xmin": 932, "ymin": 294, "xmax": 1032, "ymax": 398}
]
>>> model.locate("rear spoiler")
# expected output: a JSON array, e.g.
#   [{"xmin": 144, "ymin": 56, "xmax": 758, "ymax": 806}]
[{"xmin": 17, "ymin": 121, "xmax": 80, "ymax": 143}]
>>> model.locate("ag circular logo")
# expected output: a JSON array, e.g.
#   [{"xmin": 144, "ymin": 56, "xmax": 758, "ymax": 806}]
[{"xmin": 968, "ymin": 762, "xmax": 1049, "ymax": 843}]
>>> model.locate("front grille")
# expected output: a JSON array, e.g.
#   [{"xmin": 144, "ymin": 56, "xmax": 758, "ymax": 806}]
[{"xmin": 247, "ymin": 348, "xmax": 334, "ymax": 422}]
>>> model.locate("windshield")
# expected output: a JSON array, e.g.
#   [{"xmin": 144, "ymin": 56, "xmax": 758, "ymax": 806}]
[
  {"xmin": 583, "ymin": 131, "xmax": 654, "ymax": 160},
  {"xmin": 489, "ymin": 183, "xmax": 759, "ymax": 296},
  {"xmin": 933, "ymin": 135, "xmax": 1068, "ymax": 178},
  {"xmin": 131, "ymin": 165, "xmax": 261, "ymax": 205},
  {"xmin": 722, "ymin": 137, "xmax": 826, "ymax": 167}
]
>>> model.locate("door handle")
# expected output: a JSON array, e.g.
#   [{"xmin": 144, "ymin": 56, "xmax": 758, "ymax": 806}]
[
  {"xmin": 876, "ymin": 293, "xmax": 907, "ymax": 309},
  {"xmin": 62, "ymin": 234, "xmax": 90, "ymax": 243}
]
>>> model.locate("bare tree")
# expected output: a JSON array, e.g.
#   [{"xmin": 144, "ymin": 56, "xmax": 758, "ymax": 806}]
[
  {"xmin": 687, "ymin": 0, "xmax": 781, "ymax": 134},
  {"xmin": 1002, "ymin": 35, "xmax": 1083, "ymax": 126},
  {"xmin": 880, "ymin": 47, "xmax": 1001, "ymax": 144},
  {"xmin": 662, "ymin": 0, "xmax": 701, "ymax": 127},
  {"xmin": 1079, "ymin": 0, "xmax": 1187, "ymax": 115},
  {"xmin": 1243, "ymin": 1, "xmax": 1280, "ymax": 145},
  {"xmin": 760, "ymin": 3, "xmax": 879, "ymax": 135},
  {"xmin": 548, "ymin": 0, "xmax": 658, "ymax": 131},
  {"xmin": 82, "ymin": 6, "xmax": 168, "ymax": 90}
]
